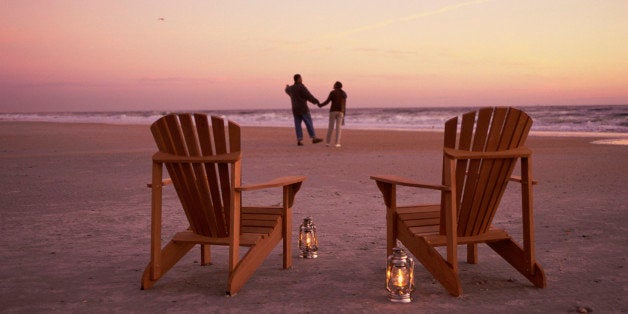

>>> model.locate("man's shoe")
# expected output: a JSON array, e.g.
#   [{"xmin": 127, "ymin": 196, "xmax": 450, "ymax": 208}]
[
  {"xmin": 312, "ymin": 138, "xmax": 323, "ymax": 144},
  {"xmin": 297, "ymin": 141, "xmax": 304, "ymax": 146},
  {"xmin": 335, "ymin": 144, "xmax": 342, "ymax": 148}
]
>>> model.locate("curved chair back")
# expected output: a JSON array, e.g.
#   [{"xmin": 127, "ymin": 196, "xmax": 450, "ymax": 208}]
[
  {"xmin": 150, "ymin": 114, "xmax": 241, "ymax": 237},
  {"xmin": 441, "ymin": 107, "xmax": 533, "ymax": 236}
]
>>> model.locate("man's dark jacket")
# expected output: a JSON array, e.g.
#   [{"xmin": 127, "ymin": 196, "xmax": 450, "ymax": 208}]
[{"xmin": 285, "ymin": 82, "xmax": 319, "ymax": 115}]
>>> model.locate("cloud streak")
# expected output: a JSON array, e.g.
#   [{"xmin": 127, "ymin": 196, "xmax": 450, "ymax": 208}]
[{"xmin": 327, "ymin": 0, "xmax": 493, "ymax": 38}]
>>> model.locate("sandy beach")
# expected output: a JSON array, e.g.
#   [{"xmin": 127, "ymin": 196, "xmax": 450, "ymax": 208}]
[{"xmin": 0, "ymin": 121, "xmax": 626, "ymax": 313}]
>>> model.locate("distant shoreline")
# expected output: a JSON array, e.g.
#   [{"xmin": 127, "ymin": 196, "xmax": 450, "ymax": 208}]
[
  {"xmin": 1, "ymin": 121, "xmax": 626, "ymax": 146},
  {"xmin": 1, "ymin": 105, "xmax": 626, "ymax": 134}
]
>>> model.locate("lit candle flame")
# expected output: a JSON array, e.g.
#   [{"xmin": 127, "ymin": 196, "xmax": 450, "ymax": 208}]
[{"xmin": 396, "ymin": 270, "xmax": 406, "ymax": 287}]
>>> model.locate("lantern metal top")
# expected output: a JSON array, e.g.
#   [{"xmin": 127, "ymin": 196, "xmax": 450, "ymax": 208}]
[{"xmin": 391, "ymin": 247, "xmax": 408, "ymax": 259}]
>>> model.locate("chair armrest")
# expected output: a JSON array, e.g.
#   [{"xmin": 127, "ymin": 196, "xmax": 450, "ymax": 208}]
[
  {"xmin": 444, "ymin": 146, "xmax": 532, "ymax": 159},
  {"xmin": 152, "ymin": 151, "xmax": 241, "ymax": 163},
  {"xmin": 370, "ymin": 174, "xmax": 450, "ymax": 191},
  {"xmin": 147, "ymin": 178, "xmax": 172, "ymax": 188},
  {"xmin": 236, "ymin": 175, "xmax": 306, "ymax": 192},
  {"xmin": 509, "ymin": 176, "xmax": 538, "ymax": 185}
]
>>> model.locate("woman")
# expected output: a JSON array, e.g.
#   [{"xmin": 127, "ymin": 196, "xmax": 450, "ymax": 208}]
[{"xmin": 319, "ymin": 81, "xmax": 347, "ymax": 147}]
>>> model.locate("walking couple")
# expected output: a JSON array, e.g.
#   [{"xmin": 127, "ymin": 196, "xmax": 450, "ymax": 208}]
[{"xmin": 285, "ymin": 74, "xmax": 347, "ymax": 147}]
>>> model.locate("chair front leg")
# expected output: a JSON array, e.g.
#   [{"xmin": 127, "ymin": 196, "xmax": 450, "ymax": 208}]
[
  {"xmin": 375, "ymin": 181, "xmax": 397, "ymax": 256},
  {"xmin": 520, "ymin": 156, "xmax": 536, "ymax": 273},
  {"xmin": 229, "ymin": 190, "xmax": 241, "ymax": 273},
  {"xmin": 443, "ymin": 157, "xmax": 458, "ymax": 272},
  {"xmin": 150, "ymin": 161, "xmax": 163, "ymax": 279},
  {"xmin": 282, "ymin": 184, "xmax": 300, "ymax": 269}
]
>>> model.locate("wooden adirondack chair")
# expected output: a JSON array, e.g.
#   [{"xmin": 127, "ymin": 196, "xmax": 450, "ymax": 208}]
[
  {"xmin": 140, "ymin": 113, "xmax": 305, "ymax": 295},
  {"xmin": 371, "ymin": 107, "xmax": 546, "ymax": 296}
]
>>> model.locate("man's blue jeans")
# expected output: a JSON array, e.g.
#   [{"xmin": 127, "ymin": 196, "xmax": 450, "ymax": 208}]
[{"xmin": 293, "ymin": 113, "xmax": 316, "ymax": 141}]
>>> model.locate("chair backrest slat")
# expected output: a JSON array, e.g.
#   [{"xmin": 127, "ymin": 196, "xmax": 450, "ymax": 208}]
[
  {"xmin": 465, "ymin": 108, "xmax": 509, "ymax": 235},
  {"xmin": 440, "ymin": 107, "xmax": 532, "ymax": 237},
  {"xmin": 453, "ymin": 108, "xmax": 490, "ymax": 235},
  {"xmin": 161, "ymin": 115, "xmax": 202, "ymax": 233},
  {"xmin": 478, "ymin": 110, "xmax": 532, "ymax": 233},
  {"xmin": 179, "ymin": 114, "xmax": 218, "ymax": 237},
  {"xmin": 151, "ymin": 114, "xmax": 241, "ymax": 238},
  {"xmin": 441, "ymin": 117, "xmax": 459, "ymax": 233},
  {"xmin": 211, "ymin": 116, "xmax": 233, "ymax": 231},
  {"xmin": 194, "ymin": 115, "xmax": 228, "ymax": 236},
  {"xmin": 456, "ymin": 111, "xmax": 477, "ymax": 197},
  {"xmin": 454, "ymin": 111, "xmax": 478, "ymax": 221}
]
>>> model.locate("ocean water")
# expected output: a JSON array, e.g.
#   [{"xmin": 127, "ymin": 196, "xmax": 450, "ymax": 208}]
[{"xmin": 1, "ymin": 105, "xmax": 626, "ymax": 135}]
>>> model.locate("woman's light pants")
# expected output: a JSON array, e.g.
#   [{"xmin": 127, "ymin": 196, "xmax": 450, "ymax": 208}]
[{"xmin": 326, "ymin": 111, "xmax": 344, "ymax": 145}]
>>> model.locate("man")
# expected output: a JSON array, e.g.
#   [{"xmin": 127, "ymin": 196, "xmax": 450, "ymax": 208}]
[{"xmin": 285, "ymin": 74, "xmax": 323, "ymax": 146}]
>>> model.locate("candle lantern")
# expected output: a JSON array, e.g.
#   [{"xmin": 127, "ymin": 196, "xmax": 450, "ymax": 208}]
[
  {"xmin": 386, "ymin": 247, "xmax": 415, "ymax": 303},
  {"xmin": 298, "ymin": 217, "xmax": 318, "ymax": 258}
]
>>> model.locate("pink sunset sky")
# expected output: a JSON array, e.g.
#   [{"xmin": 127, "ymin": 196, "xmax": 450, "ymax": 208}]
[{"xmin": 1, "ymin": 0, "xmax": 627, "ymax": 113}]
